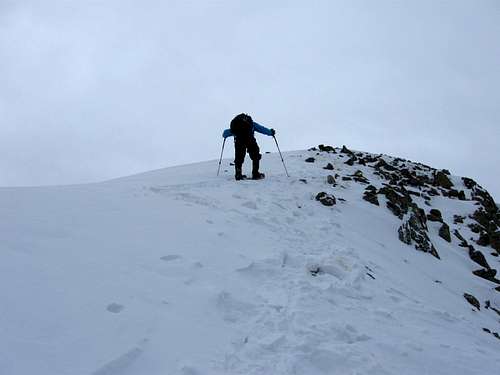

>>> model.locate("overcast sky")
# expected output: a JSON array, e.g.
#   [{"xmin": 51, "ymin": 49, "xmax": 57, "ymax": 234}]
[{"xmin": 1, "ymin": 1, "xmax": 499, "ymax": 199}]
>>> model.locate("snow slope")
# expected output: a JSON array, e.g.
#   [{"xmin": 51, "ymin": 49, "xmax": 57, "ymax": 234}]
[{"xmin": 1, "ymin": 147, "xmax": 499, "ymax": 375}]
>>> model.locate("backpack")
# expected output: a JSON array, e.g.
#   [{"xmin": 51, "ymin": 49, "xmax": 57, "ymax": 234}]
[{"xmin": 230, "ymin": 113, "xmax": 253, "ymax": 138}]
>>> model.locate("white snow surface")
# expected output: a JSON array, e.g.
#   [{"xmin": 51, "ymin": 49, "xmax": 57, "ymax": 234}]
[{"xmin": 1, "ymin": 148, "xmax": 499, "ymax": 375}]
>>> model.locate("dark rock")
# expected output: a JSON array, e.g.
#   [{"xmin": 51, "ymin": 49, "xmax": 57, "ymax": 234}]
[
  {"xmin": 464, "ymin": 293, "xmax": 480, "ymax": 310},
  {"xmin": 326, "ymin": 175, "xmax": 335, "ymax": 184},
  {"xmin": 318, "ymin": 144, "xmax": 335, "ymax": 153},
  {"xmin": 353, "ymin": 170, "xmax": 364, "ymax": 178},
  {"xmin": 473, "ymin": 268, "xmax": 500, "ymax": 284},
  {"xmin": 471, "ymin": 208, "xmax": 492, "ymax": 229},
  {"xmin": 398, "ymin": 208, "xmax": 440, "ymax": 259},
  {"xmin": 454, "ymin": 215, "xmax": 465, "ymax": 224},
  {"xmin": 379, "ymin": 185, "xmax": 413, "ymax": 219},
  {"xmin": 342, "ymin": 177, "xmax": 352, "ymax": 181},
  {"xmin": 468, "ymin": 223, "xmax": 482, "ymax": 233},
  {"xmin": 453, "ymin": 229, "xmax": 469, "ymax": 247},
  {"xmin": 308, "ymin": 147, "xmax": 317, "ymax": 151},
  {"xmin": 305, "ymin": 157, "xmax": 315, "ymax": 163},
  {"xmin": 363, "ymin": 186, "xmax": 379, "ymax": 206},
  {"xmin": 491, "ymin": 231, "xmax": 500, "ymax": 253},
  {"xmin": 374, "ymin": 159, "xmax": 397, "ymax": 171},
  {"xmin": 341, "ymin": 145, "xmax": 354, "ymax": 155},
  {"xmin": 444, "ymin": 189, "xmax": 466, "ymax": 200},
  {"xmin": 427, "ymin": 187, "xmax": 440, "ymax": 196},
  {"xmin": 299, "ymin": 179, "xmax": 307, "ymax": 184},
  {"xmin": 477, "ymin": 232, "xmax": 490, "ymax": 247},
  {"xmin": 345, "ymin": 157, "xmax": 356, "ymax": 166},
  {"xmin": 472, "ymin": 188, "xmax": 498, "ymax": 217},
  {"xmin": 315, "ymin": 192, "xmax": 336, "ymax": 206},
  {"xmin": 439, "ymin": 223, "xmax": 451, "ymax": 242},
  {"xmin": 468, "ymin": 245, "xmax": 491, "ymax": 269},
  {"xmin": 433, "ymin": 170, "xmax": 454, "ymax": 189},
  {"xmin": 351, "ymin": 170, "xmax": 370, "ymax": 184},
  {"xmin": 462, "ymin": 177, "xmax": 477, "ymax": 189},
  {"xmin": 323, "ymin": 163, "xmax": 334, "ymax": 170},
  {"xmin": 427, "ymin": 209, "xmax": 443, "ymax": 222}
]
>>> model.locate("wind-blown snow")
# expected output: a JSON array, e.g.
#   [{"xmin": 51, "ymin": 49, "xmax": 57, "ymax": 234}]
[{"xmin": 1, "ymin": 149, "xmax": 499, "ymax": 374}]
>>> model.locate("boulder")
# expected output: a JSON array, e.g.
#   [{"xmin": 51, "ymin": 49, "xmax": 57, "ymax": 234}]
[
  {"xmin": 473, "ymin": 268, "xmax": 500, "ymax": 284},
  {"xmin": 351, "ymin": 170, "xmax": 370, "ymax": 184},
  {"xmin": 326, "ymin": 175, "xmax": 336, "ymax": 185},
  {"xmin": 468, "ymin": 245, "xmax": 490, "ymax": 269},
  {"xmin": 315, "ymin": 192, "xmax": 336, "ymax": 206},
  {"xmin": 468, "ymin": 223, "xmax": 482, "ymax": 233},
  {"xmin": 439, "ymin": 223, "xmax": 451, "ymax": 242},
  {"xmin": 398, "ymin": 209, "xmax": 440, "ymax": 259},
  {"xmin": 427, "ymin": 209, "xmax": 443, "ymax": 222},
  {"xmin": 323, "ymin": 163, "xmax": 334, "ymax": 170},
  {"xmin": 345, "ymin": 157, "xmax": 356, "ymax": 166},
  {"xmin": 318, "ymin": 144, "xmax": 335, "ymax": 153},
  {"xmin": 433, "ymin": 170, "xmax": 454, "ymax": 189},
  {"xmin": 463, "ymin": 293, "xmax": 480, "ymax": 310},
  {"xmin": 477, "ymin": 232, "xmax": 490, "ymax": 247},
  {"xmin": 379, "ymin": 185, "xmax": 413, "ymax": 219},
  {"xmin": 341, "ymin": 145, "xmax": 354, "ymax": 155},
  {"xmin": 363, "ymin": 185, "xmax": 379, "ymax": 206},
  {"xmin": 305, "ymin": 157, "xmax": 315, "ymax": 163},
  {"xmin": 453, "ymin": 229, "xmax": 469, "ymax": 247},
  {"xmin": 462, "ymin": 177, "xmax": 477, "ymax": 189},
  {"xmin": 491, "ymin": 231, "xmax": 500, "ymax": 253}
]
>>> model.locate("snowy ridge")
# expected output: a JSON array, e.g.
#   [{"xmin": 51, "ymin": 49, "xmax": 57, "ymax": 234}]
[{"xmin": 1, "ymin": 146, "xmax": 499, "ymax": 375}]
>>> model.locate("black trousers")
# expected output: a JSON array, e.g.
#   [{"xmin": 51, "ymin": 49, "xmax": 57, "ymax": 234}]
[{"xmin": 234, "ymin": 136, "xmax": 261, "ymax": 172}]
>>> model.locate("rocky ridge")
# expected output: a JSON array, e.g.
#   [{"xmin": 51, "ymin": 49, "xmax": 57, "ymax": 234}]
[{"xmin": 307, "ymin": 144, "xmax": 500, "ymax": 332}]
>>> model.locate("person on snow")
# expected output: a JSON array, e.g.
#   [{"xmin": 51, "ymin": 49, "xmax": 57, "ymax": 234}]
[{"xmin": 222, "ymin": 113, "xmax": 275, "ymax": 180}]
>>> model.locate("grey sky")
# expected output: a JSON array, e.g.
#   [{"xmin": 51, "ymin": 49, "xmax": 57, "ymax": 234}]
[{"xmin": 1, "ymin": 1, "xmax": 499, "ymax": 199}]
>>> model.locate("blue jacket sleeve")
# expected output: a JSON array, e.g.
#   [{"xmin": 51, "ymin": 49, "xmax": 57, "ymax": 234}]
[
  {"xmin": 253, "ymin": 122, "xmax": 273, "ymax": 136},
  {"xmin": 222, "ymin": 129, "xmax": 233, "ymax": 138}
]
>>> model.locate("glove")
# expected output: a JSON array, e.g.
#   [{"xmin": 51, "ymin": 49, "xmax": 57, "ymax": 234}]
[{"xmin": 271, "ymin": 128, "xmax": 276, "ymax": 136}]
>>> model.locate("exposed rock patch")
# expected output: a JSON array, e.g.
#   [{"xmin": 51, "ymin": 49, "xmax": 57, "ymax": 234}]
[
  {"xmin": 363, "ymin": 185, "xmax": 379, "ymax": 206},
  {"xmin": 315, "ymin": 192, "xmax": 336, "ymax": 206},
  {"xmin": 427, "ymin": 209, "xmax": 443, "ymax": 223},
  {"xmin": 439, "ymin": 223, "xmax": 451, "ymax": 242},
  {"xmin": 398, "ymin": 209, "xmax": 440, "ymax": 259},
  {"xmin": 464, "ymin": 293, "xmax": 480, "ymax": 310}
]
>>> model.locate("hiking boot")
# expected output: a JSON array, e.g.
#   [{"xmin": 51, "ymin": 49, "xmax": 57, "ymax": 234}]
[
  {"xmin": 235, "ymin": 166, "xmax": 246, "ymax": 181},
  {"xmin": 252, "ymin": 172, "xmax": 265, "ymax": 180}
]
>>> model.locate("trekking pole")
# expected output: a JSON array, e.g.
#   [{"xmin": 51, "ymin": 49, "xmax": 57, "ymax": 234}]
[
  {"xmin": 273, "ymin": 135, "xmax": 289, "ymax": 177},
  {"xmin": 217, "ymin": 138, "xmax": 226, "ymax": 176}
]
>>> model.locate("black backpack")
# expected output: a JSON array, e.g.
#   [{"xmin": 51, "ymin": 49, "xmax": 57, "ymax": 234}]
[{"xmin": 230, "ymin": 113, "xmax": 253, "ymax": 138}]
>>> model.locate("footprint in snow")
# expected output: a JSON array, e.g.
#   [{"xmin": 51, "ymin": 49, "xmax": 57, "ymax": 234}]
[
  {"xmin": 92, "ymin": 347, "xmax": 143, "ymax": 375},
  {"xmin": 242, "ymin": 201, "xmax": 258, "ymax": 210},
  {"xmin": 106, "ymin": 303, "xmax": 124, "ymax": 313},
  {"xmin": 160, "ymin": 255, "xmax": 182, "ymax": 262}
]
